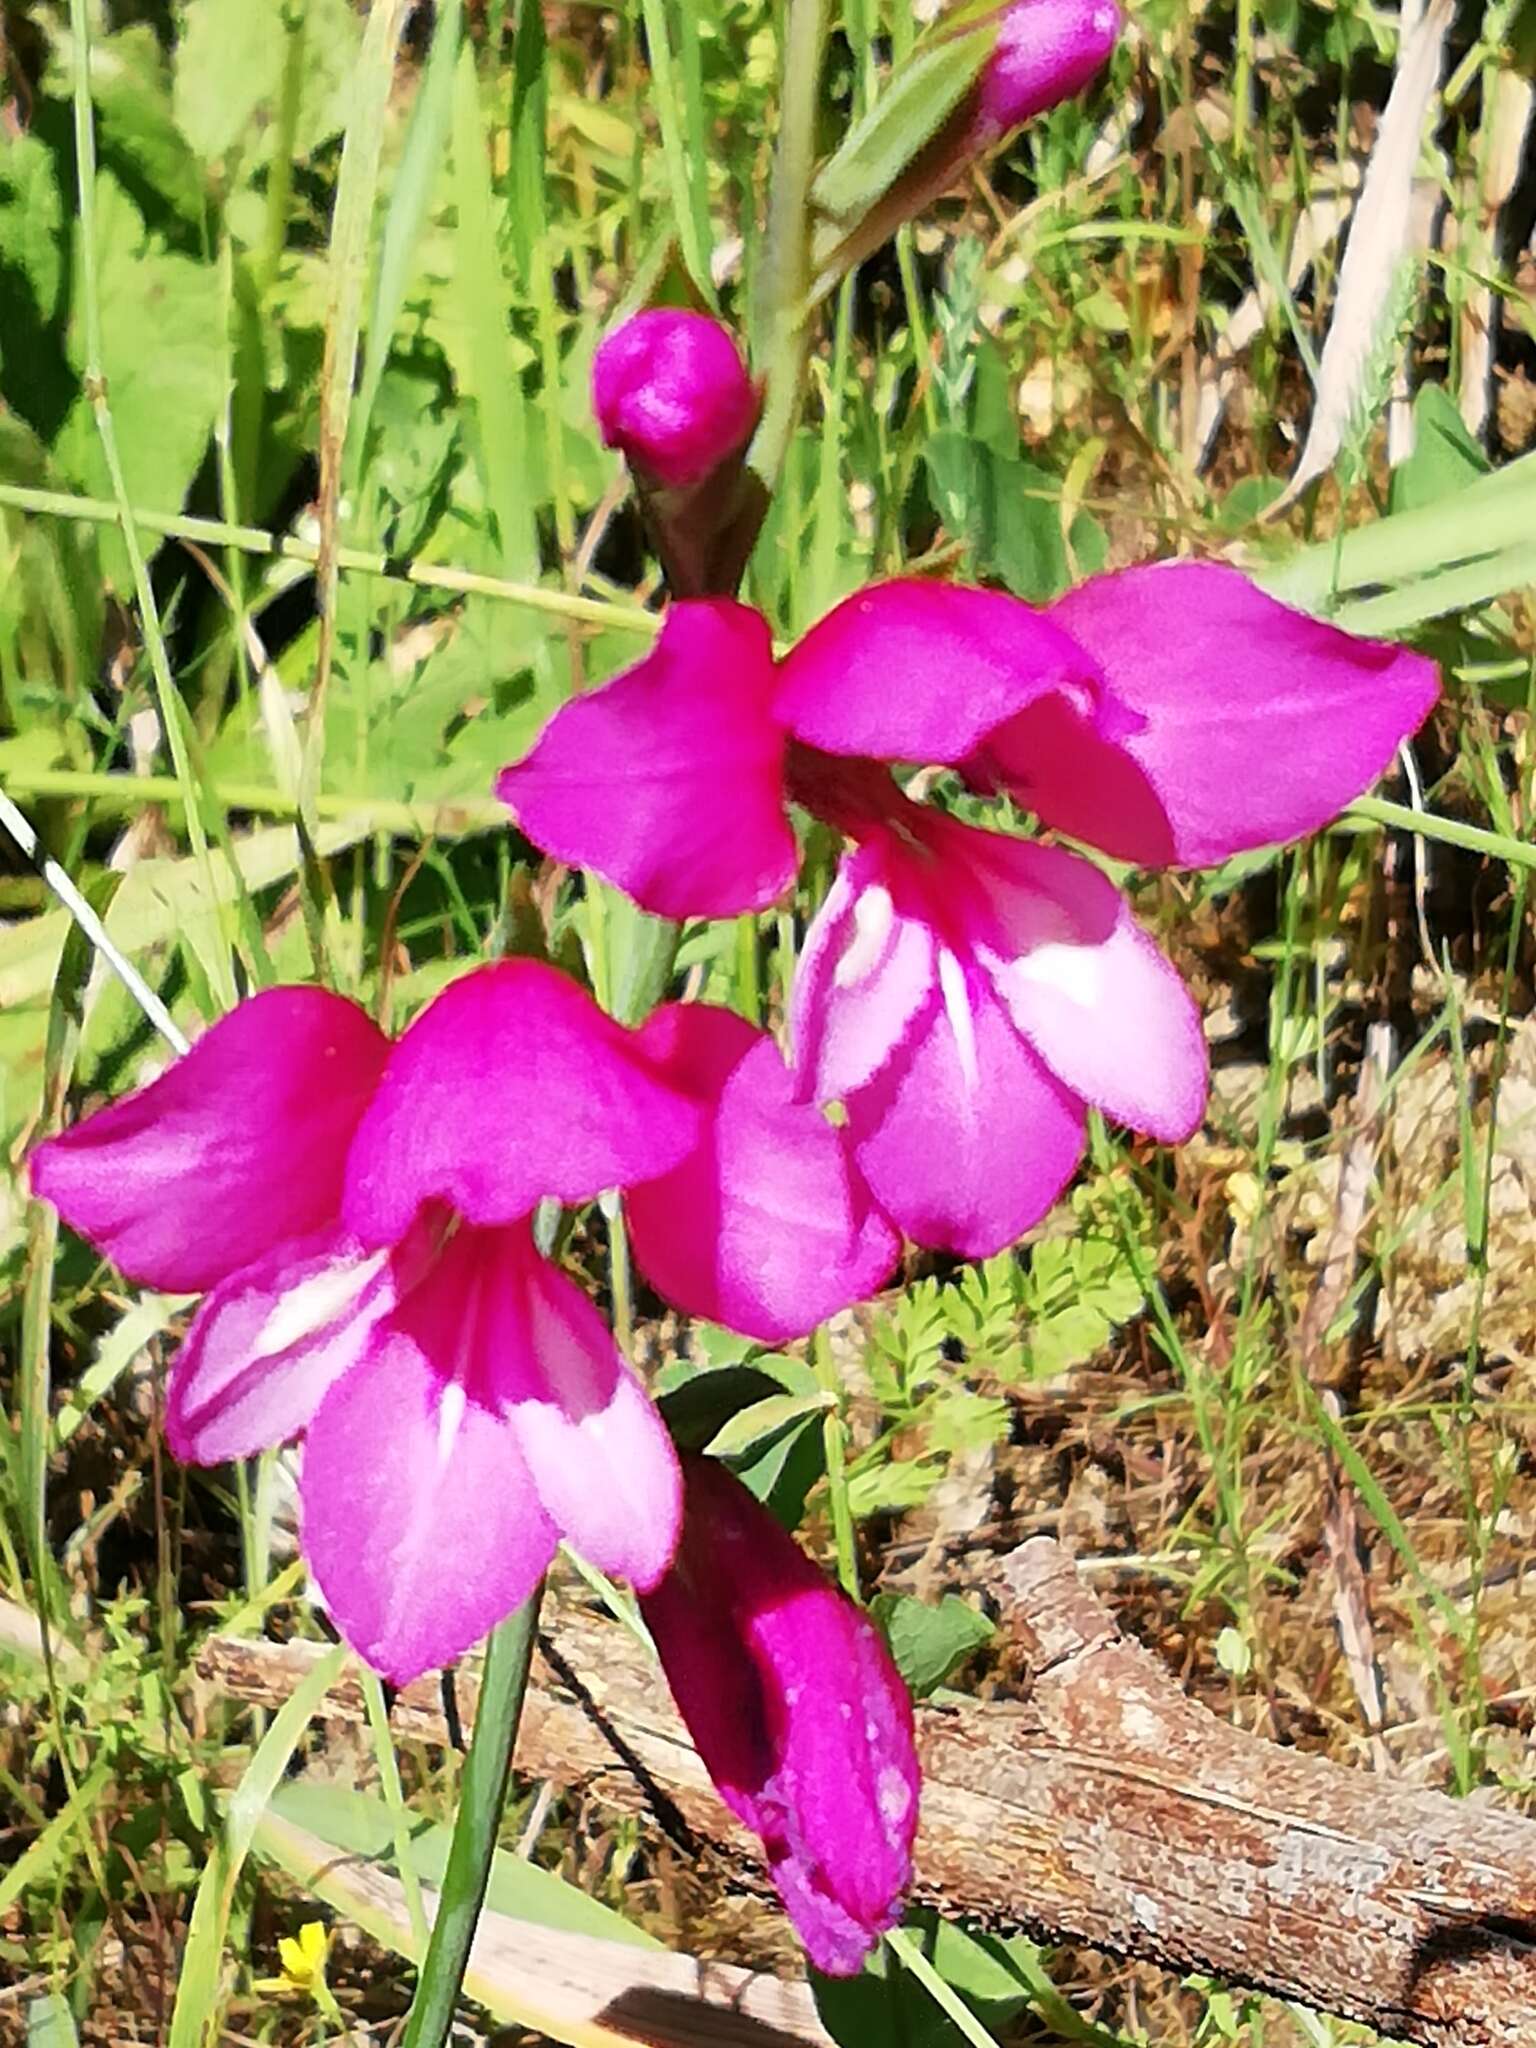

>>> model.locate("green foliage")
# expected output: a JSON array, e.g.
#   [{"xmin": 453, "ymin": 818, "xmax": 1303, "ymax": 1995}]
[{"xmin": 872, "ymin": 1591, "xmax": 994, "ymax": 1697}]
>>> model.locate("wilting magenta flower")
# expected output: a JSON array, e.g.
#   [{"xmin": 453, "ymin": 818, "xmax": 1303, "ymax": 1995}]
[
  {"xmin": 499, "ymin": 564, "xmax": 1439, "ymax": 1259},
  {"xmin": 974, "ymin": 0, "xmax": 1122, "ymax": 139},
  {"xmin": 592, "ymin": 309, "xmax": 759, "ymax": 489},
  {"xmin": 641, "ymin": 1454, "xmax": 919, "ymax": 1975},
  {"xmin": 31, "ymin": 963, "xmax": 708, "ymax": 1683}
]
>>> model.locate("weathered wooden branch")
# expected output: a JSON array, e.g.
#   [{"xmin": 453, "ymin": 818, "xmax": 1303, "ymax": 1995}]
[{"xmin": 197, "ymin": 1540, "xmax": 1536, "ymax": 2048}]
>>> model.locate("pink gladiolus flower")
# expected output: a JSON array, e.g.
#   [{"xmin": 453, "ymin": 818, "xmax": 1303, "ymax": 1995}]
[
  {"xmin": 30, "ymin": 962, "xmax": 708, "ymax": 1683},
  {"xmin": 641, "ymin": 1454, "xmax": 919, "ymax": 1975},
  {"xmin": 974, "ymin": 0, "xmax": 1123, "ymax": 139},
  {"xmin": 592, "ymin": 309, "xmax": 759, "ymax": 489},
  {"xmin": 499, "ymin": 563, "xmax": 1439, "ymax": 1259}
]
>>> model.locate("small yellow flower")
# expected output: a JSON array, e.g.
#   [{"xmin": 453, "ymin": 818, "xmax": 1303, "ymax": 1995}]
[
  {"xmin": 277, "ymin": 1920, "xmax": 329, "ymax": 1992},
  {"xmin": 254, "ymin": 1919, "xmax": 342, "ymax": 2022}
]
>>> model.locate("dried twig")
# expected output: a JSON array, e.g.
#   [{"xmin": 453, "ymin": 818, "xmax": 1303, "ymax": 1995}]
[{"xmin": 200, "ymin": 1539, "xmax": 1536, "ymax": 2048}]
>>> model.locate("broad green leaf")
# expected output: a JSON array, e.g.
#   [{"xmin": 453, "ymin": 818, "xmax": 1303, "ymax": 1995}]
[
  {"xmin": 924, "ymin": 433, "xmax": 1106, "ymax": 602},
  {"xmin": 1389, "ymin": 381, "xmax": 1490, "ymax": 515},
  {"xmin": 267, "ymin": 1782, "xmax": 659, "ymax": 1950},
  {"xmin": 657, "ymin": 1364, "xmax": 794, "ymax": 1451},
  {"xmin": 26, "ymin": 1992, "xmax": 81, "ymax": 2048},
  {"xmin": 48, "ymin": 23, "xmax": 205, "ymax": 232},
  {"xmin": 870, "ymin": 1593, "xmax": 994, "ymax": 1698},
  {"xmin": 0, "ymin": 134, "xmax": 65, "ymax": 327},
  {"xmin": 812, "ymin": 30, "xmax": 992, "ymax": 225},
  {"xmin": 53, "ymin": 177, "xmax": 223, "ymax": 588},
  {"xmin": 172, "ymin": 0, "xmax": 360, "ymax": 166}
]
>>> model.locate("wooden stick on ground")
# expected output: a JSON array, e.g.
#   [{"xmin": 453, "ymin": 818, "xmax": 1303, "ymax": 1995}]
[{"xmin": 197, "ymin": 1539, "xmax": 1536, "ymax": 2048}]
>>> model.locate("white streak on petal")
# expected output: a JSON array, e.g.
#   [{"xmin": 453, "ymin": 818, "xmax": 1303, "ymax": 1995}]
[
  {"xmin": 436, "ymin": 1379, "xmax": 466, "ymax": 1468},
  {"xmin": 937, "ymin": 948, "xmax": 979, "ymax": 1093},
  {"xmin": 835, "ymin": 885, "xmax": 895, "ymax": 989},
  {"xmin": 989, "ymin": 937, "xmax": 1106, "ymax": 1011},
  {"xmin": 251, "ymin": 1249, "xmax": 389, "ymax": 1361}
]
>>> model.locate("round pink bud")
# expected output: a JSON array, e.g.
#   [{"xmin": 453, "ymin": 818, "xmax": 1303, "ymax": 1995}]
[
  {"xmin": 591, "ymin": 310, "xmax": 759, "ymax": 490},
  {"xmin": 977, "ymin": 0, "xmax": 1122, "ymax": 136}
]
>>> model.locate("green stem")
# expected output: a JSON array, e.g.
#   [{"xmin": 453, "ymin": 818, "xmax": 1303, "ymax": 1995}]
[
  {"xmin": 885, "ymin": 1930, "xmax": 1003, "ymax": 2048},
  {"xmin": 4, "ymin": 766, "xmax": 504, "ymax": 837},
  {"xmin": 748, "ymin": 0, "xmax": 829, "ymax": 491},
  {"xmin": 362, "ymin": 1668, "xmax": 431, "ymax": 1954},
  {"xmin": 257, "ymin": 0, "xmax": 308, "ymax": 298},
  {"xmin": 0, "ymin": 482, "xmax": 658, "ymax": 638},
  {"xmin": 400, "ymin": 1593, "xmax": 542, "ymax": 2048},
  {"xmin": 812, "ymin": 1326, "xmax": 859, "ymax": 1602},
  {"xmin": 67, "ymin": 0, "xmax": 237, "ymax": 1010},
  {"xmin": 1341, "ymin": 794, "xmax": 1536, "ymax": 874}
]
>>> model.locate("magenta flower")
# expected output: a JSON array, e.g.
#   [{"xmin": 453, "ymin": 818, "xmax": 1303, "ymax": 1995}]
[
  {"xmin": 31, "ymin": 963, "xmax": 706, "ymax": 1683},
  {"xmin": 974, "ymin": 0, "xmax": 1123, "ymax": 139},
  {"xmin": 641, "ymin": 1454, "xmax": 919, "ymax": 1975},
  {"xmin": 499, "ymin": 563, "xmax": 1439, "ymax": 1259},
  {"xmin": 592, "ymin": 309, "xmax": 759, "ymax": 489},
  {"xmin": 625, "ymin": 1001, "xmax": 898, "ymax": 1342}
]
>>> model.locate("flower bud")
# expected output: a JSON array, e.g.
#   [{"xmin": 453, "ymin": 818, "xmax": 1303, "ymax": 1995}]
[
  {"xmin": 975, "ymin": 0, "xmax": 1123, "ymax": 140},
  {"xmin": 640, "ymin": 1454, "xmax": 920, "ymax": 1976},
  {"xmin": 808, "ymin": 1, "xmax": 1122, "ymax": 300},
  {"xmin": 591, "ymin": 310, "xmax": 759, "ymax": 490}
]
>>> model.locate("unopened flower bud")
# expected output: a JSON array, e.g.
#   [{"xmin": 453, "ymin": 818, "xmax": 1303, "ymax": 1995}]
[
  {"xmin": 640, "ymin": 1454, "xmax": 920, "ymax": 1975},
  {"xmin": 592, "ymin": 310, "xmax": 759, "ymax": 490},
  {"xmin": 808, "ymin": 0, "xmax": 1122, "ymax": 302},
  {"xmin": 975, "ymin": 0, "xmax": 1123, "ymax": 140}
]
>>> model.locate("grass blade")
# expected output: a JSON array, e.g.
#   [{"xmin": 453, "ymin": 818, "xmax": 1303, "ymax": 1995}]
[{"xmin": 168, "ymin": 1640, "xmax": 351, "ymax": 2048}]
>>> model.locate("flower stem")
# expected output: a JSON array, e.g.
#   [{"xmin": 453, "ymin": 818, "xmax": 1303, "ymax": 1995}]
[
  {"xmin": 749, "ymin": 0, "xmax": 830, "ymax": 493},
  {"xmin": 812, "ymin": 1325, "xmax": 860, "ymax": 1602},
  {"xmin": 399, "ymin": 1590, "xmax": 542, "ymax": 2048}
]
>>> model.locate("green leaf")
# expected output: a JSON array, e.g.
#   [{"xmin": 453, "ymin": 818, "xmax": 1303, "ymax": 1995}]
[
  {"xmin": 812, "ymin": 30, "xmax": 991, "ymax": 225},
  {"xmin": 50, "ymin": 23, "xmax": 205, "ymax": 234},
  {"xmin": 924, "ymin": 434, "xmax": 1105, "ymax": 602},
  {"xmin": 53, "ymin": 178, "xmax": 223, "ymax": 588},
  {"xmin": 172, "ymin": 0, "xmax": 361, "ymax": 166},
  {"xmin": 0, "ymin": 134, "xmax": 65, "ymax": 327},
  {"xmin": 266, "ymin": 1781, "xmax": 659, "ymax": 1949},
  {"xmin": 0, "ymin": 815, "xmax": 375, "ymax": 1011},
  {"xmin": 1389, "ymin": 381, "xmax": 1490, "ymax": 516},
  {"xmin": 0, "ymin": 412, "xmax": 104, "ymax": 720},
  {"xmin": 871, "ymin": 1593, "xmax": 994, "ymax": 1699},
  {"xmin": 26, "ymin": 1992, "xmax": 81, "ymax": 2048},
  {"xmin": 657, "ymin": 1364, "xmax": 803, "ymax": 1452}
]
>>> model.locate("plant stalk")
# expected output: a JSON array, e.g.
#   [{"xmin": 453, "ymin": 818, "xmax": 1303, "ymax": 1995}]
[{"xmin": 399, "ymin": 1591, "xmax": 543, "ymax": 2048}]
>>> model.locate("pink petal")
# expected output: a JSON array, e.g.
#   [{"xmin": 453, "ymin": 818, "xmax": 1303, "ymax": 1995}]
[
  {"xmin": 790, "ymin": 845, "xmax": 939, "ymax": 1105},
  {"xmin": 640, "ymin": 1455, "xmax": 919, "ymax": 1975},
  {"xmin": 977, "ymin": 0, "xmax": 1122, "ymax": 135},
  {"xmin": 497, "ymin": 602, "xmax": 796, "ymax": 919},
  {"xmin": 301, "ymin": 1325, "xmax": 558, "ymax": 1686},
  {"xmin": 167, "ymin": 1227, "xmax": 401, "ymax": 1466},
  {"xmin": 485, "ymin": 1230, "xmax": 682, "ymax": 1591},
  {"xmin": 976, "ymin": 561, "xmax": 1440, "ymax": 867},
  {"xmin": 773, "ymin": 579, "xmax": 1100, "ymax": 765},
  {"xmin": 956, "ymin": 829, "xmax": 1208, "ymax": 1141},
  {"xmin": 592, "ymin": 310, "xmax": 759, "ymax": 488},
  {"xmin": 627, "ymin": 1005, "xmax": 899, "ymax": 1342},
  {"xmin": 845, "ymin": 971, "xmax": 1086, "ymax": 1259},
  {"xmin": 343, "ymin": 960, "xmax": 701, "ymax": 1249},
  {"xmin": 30, "ymin": 988, "xmax": 390, "ymax": 1294}
]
